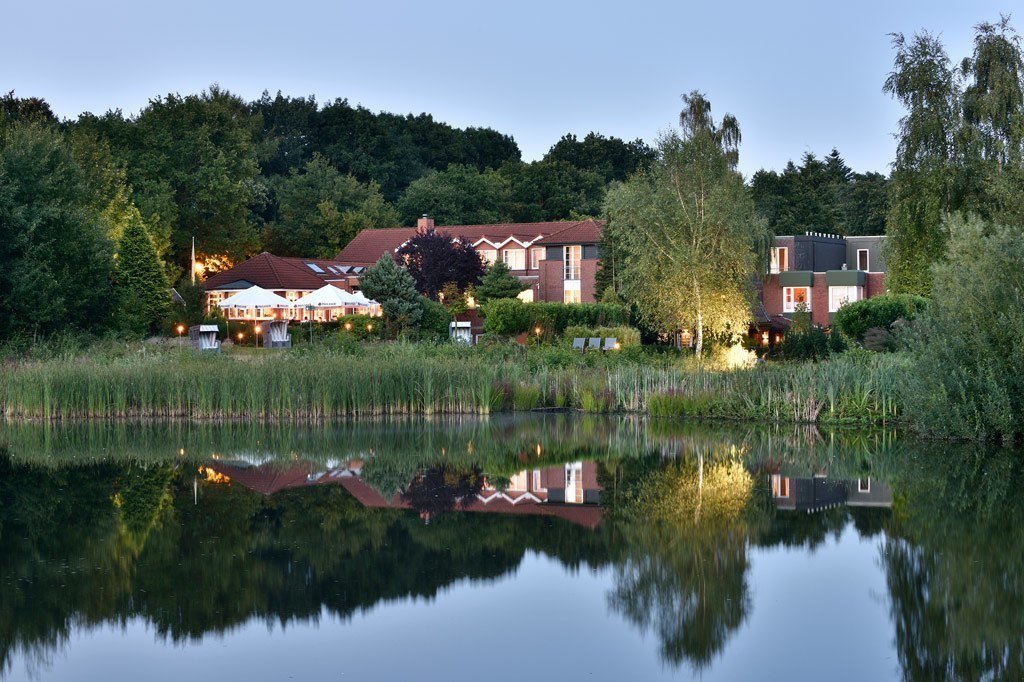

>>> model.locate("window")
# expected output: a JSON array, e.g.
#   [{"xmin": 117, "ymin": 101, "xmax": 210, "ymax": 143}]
[
  {"xmin": 563, "ymin": 245, "xmax": 581, "ymax": 280},
  {"xmin": 858, "ymin": 478, "xmax": 871, "ymax": 493},
  {"xmin": 532, "ymin": 470, "xmax": 544, "ymax": 491},
  {"xmin": 479, "ymin": 249, "xmax": 497, "ymax": 265},
  {"xmin": 305, "ymin": 263, "xmax": 325, "ymax": 273},
  {"xmin": 502, "ymin": 248, "xmax": 526, "ymax": 270},
  {"xmin": 530, "ymin": 247, "xmax": 544, "ymax": 269},
  {"xmin": 517, "ymin": 288, "xmax": 534, "ymax": 303},
  {"xmin": 564, "ymin": 280, "xmax": 581, "ymax": 304},
  {"xmin": 857, "ymin": 249, "xmax": 870, "ymax": 271},
  {"xmin": 771, "ymin": 475, "xmax": 790, "ymax": 498},
  {"xmin": 770, "ymin": 246, "xmax": 789, "ymax": 274},
  {"xmin": 828, "ymin": 285, "xmax": 862, "ymax": 312},
  {"xmin": 783, "ymin": 287, "xmax": 811, "ymax": 313}
]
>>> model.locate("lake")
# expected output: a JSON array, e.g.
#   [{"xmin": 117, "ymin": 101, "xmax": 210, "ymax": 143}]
[{"xmin": 1, "ymin": 416, "xmax": 1021, "ymax": 681}]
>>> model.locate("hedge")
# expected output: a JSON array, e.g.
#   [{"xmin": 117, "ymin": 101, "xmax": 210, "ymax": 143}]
[
  {"xmin": 833, "ymin": 294, "xmax": 929, "ymax": 340},
  {"xmin": 482, "ymin": 299, "xmax": 630, "ymax": 336}
]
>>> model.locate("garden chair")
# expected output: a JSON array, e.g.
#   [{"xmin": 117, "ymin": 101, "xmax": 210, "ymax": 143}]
[
  {"xmin": 572, "ymin": 337, "xmax": 586, "ymax": 351},
  {"xmin": 602, "ymin": 337, "xmax": 618, "ymax": 351}
]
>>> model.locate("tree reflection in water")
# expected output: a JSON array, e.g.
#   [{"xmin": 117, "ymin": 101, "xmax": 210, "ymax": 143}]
[
  {"xmin": 3, "ymin": 422, "xmax": 1024, "ymax": 680},
  {"xmin": 604, "ymin": 450, "xmax": 769, "ymax": 670}
]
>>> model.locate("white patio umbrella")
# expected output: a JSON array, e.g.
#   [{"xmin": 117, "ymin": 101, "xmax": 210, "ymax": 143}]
[
  {"xmin": 217, "ymin": 285, "xmax": 293, "ymax": 312},
  {"xmin": 292, "ymin": 284, "xmax": 359, "ymax": 308}
]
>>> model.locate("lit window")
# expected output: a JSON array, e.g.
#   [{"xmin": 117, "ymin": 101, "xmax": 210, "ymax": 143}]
[
  {"xmin": 563, "ymin": 245, "xmax": 581, "ymax": 281},
  {"xmin": 783, "ymin": 287, "xmax": 811, "ymax": 313},
  {"xmin": 771, "ymin": 475, "xmax": 790, "ymax": 498},
  {"xmin": 770, "ymin": 247, "xmax": 789, "ymax": 274},
  {"xmin": 479, "ymin": 249, "xmax": 497, "ymax": 265},
  {"xmin": 760, "ymin": 331, "xmax": 769, "ymax": 346},
  {"xmin": 563, "ymin": 285, "xmax": 581, "ymax": 304},
  {"xmin": 502, "ymin": 249, "xmax": 526, "ymax": 270},
  {"xmin": 530, "ymin": 247, "xmax": 544, "ymax": 269},
  {"xmin": 828, "ymin": 286, "xmax": 862, "ymax": 312}
]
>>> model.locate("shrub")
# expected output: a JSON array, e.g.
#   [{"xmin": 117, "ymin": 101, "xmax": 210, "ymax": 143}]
[
  {"xmin": 861, "ymin": 327, "xmax": 895, "ymax": 352},
  {"xmin": 833, "ymin": 293, "xmax": 928, "ymax": 341},
  {"xmin": 776, "ymin": 328, "xmax": 847, "ymax": 362},
  {"xmin": 904, "ymin": 216, "xmax": 1024, "ymax": 442},
  {"xmin": 416, "ymin": 297, "xmax": 452, "ymax": 340},
  {"xmin": 481, "ymin": 298, "xmax": 532, "ymax": 335},
  {"xmin": 563, "ymin": 325, "xmax": 641, "ymax": 347}
]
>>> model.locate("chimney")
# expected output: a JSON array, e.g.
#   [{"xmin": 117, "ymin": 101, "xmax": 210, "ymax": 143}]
[{"xmin": 417, "ymin": 214, "xmax": 435, "ymax": 230}]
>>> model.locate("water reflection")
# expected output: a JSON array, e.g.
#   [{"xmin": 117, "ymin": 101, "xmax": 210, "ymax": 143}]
[{"xmin": 1, "ymin": 417, "xmax": 1021, "ymax": 680}]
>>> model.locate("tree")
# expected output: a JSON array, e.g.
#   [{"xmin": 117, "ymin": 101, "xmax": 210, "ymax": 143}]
[
  {"xmin": 749, "ymin": 149, "xmax": 888, "ymax": 237},
  {"xmin": 395, "ymin": 164, "xmax": 511, "ymax": 226},
  {"xmin": 263, "ymin": 153, "xmax": 398, "ymax": 258},
  {"xmin": 0, "ymin": 123, "xmax": 115, "ymax": 338},
  {"xmin": 114, "ymin": 213, "xmax": 170, "ymax": 335},
  {"xmin": 499, "ymin": 159, "xmax": 605, "ymax": 222},
  {"xmin": 603, "ymin": 93, "xmax": 768, "ymax": 356},
  {"xmin": 474, "ymin": 260, "xmax": 528, "ymax": 304},
  {"xmin": 79, "ymin": 86, "xmax": 265, "ymax": 271},
  {"xmin": 544, "ymin": 132, "xmax": 655, "ymax": 183},
  {"xmin": 394, "ymin": 226, "xmax": 485, "ymax": 299},
  {"xmin": 883, "ymin": 31, "xmax": 967, "ymax": 295},
  {"xmin": 904, "ymin": 214, "xmax": 1024, "ymax": 443},
  {"xmin": 358, "ymin": 255, "xmax": 422, "ymax": 337}
]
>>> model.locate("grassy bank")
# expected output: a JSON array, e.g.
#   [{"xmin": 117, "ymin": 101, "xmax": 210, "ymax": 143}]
[{"xmin": 0, "ymin": 341, "xmax": 908, "ymax": 424}]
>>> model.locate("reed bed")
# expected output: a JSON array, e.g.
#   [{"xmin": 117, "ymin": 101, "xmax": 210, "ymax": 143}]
[{"xmin": 0, "ymin": 342, "xmax": 908, "ymax": 424}]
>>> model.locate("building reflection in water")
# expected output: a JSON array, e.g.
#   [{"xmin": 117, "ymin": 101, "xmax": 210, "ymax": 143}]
[
  {"xmin": 768, "ymin": 472, "xmax": 893, "ymax": 513},
  {"xmin": 202, "ymin": 458, "xmax": 605, "ymax": 528}
]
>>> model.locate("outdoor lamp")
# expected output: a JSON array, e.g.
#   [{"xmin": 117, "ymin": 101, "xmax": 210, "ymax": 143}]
[
  {"xmin": 237, "ymin": 332, "xmax": 244, "ymax": 343},
  {"xmin": 366, "ymin": 323, "xmax": 373, "ymax": 332},
  {"xmin": 345, "ymin": 322, "xmax": 353, "ymax": 331}
]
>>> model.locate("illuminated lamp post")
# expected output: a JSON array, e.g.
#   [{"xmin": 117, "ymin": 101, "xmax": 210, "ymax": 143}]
[
  {"xmin": 237, "ymin": 331, "xmax": 244, "ymax": 346},
  {"xmin": 305, "ymin": 304, "xmax": 315, "ymax": 344},
  {"xmin": 255, "ymin": 324, "xmax": 262, "ymax": 348},
  {"xmin": 176, "ymin": 324, "xmax": 185, "ymax": 348}
]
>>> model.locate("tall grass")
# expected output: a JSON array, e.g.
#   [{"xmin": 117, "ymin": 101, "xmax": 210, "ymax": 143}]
[{"xmin": 0, "ymin": 341, "xmax": 908, "ymax": 424}]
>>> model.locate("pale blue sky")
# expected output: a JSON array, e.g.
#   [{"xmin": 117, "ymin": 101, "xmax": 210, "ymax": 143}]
[{"xmin": 2, "ymin": 0, "xmax": 1016, "ymax": 177}]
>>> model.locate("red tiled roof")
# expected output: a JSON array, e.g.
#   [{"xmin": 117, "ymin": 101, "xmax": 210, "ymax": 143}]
[
  {"xmin": 203, "ymin": 252, "xmax": 358, "ymax": 291},
  {"xmin": 534, "ymin": 219, "xmax": 604, "ymax": 245},
  {"xmin": 334, "ymin": 220, "xmax": 605, "ymax": 265}
]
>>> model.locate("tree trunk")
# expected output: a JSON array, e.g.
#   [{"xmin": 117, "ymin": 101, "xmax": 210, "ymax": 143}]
[{"xmin": 695, "ymin": 310, "xmax": 704, "ymax": 358}]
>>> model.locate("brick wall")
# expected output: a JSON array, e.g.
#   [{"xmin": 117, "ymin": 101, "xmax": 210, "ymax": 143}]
[
  {"xmin": 811, "ymin": 273, "xmax": 829, "ymax": 326},
  {"xmin": 581, "ymin": 259, "xmax": 598, "ymax": 303},
  {"xmin": 539, "ymin": 260, "xmax": 564, "ymax": 302},
  {"xmin": 763, "ymin": 275, "xmax": 783, "ymax": 316},
  {"xmin": 866, "ymin": 272, "xmax": 886, "ymax": 297}
]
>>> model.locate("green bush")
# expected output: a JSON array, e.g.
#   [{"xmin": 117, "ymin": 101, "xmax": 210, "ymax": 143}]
[
  {"xmin": 833, "ymin": 293, "xmax": 928, "ymax": 341},
  {"xmin": 776, "ymin": 328, "xmax": 848, "ymax": 362},
  {"xmin": 481, "ymin": 298, "xmax": 532, "ymax": 335},
  {"xmin": 563, "ymin": 325, "xmax": 641, "ymax": 347},
  {"xmin": 416, "ymin": 297, "xmax": 452, "ymax": 340},
  {"xmin": 483, "ymin": 299, "xmax": 630, "ymax": 337},
  {"xmin": 512, "ymin": 384, "xmax": 542, "ymax": 411},
  {"xmin": 904, "ymin": 216, "xmax": 1024, "ymax": 442}
]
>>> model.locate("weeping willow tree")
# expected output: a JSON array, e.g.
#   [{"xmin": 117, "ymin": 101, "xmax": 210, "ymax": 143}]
[{"xmin": 603, "ymin": 92, "xmax": 768, "ymax": 356}]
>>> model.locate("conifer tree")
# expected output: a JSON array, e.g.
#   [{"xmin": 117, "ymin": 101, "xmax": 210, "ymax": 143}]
[
  {"xmin": 474, "ymin": 260, "xmax": 528, "ymax": 304},
  {"xmin": 115, "ymin": 212, "xmax": 169, "ymax": 335},
  {"xmin": 359, "ymin": 255, "xmax": 423, "ymax": 337}
]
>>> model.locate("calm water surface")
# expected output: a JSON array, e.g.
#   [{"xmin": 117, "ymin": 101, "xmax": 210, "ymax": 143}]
[{"xmin": 1, "ymin": 417, "xmax": 1020, "ymax": 681}]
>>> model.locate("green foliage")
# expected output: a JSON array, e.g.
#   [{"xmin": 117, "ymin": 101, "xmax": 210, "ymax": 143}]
[
  {"xmin": 604, "ymin": 93, "xmax": 768, "ymax": 355},
  {"xmin": 562, "ymin": 326, "xmax": 641, "ymax": 347},
  {"xmin": 416, "ymin": 296, "xmax": 452, "ymax": 341},
  {"xmin": 483, "ymin": 300, "xmax": 630, "ymax": 337},
  {"xmin": 904, "ymin": 215, "xmax": 1024, "ymax": 442},
  {"xmin": 396, "ymin": 163, "xmax": 511, "ymax": 226},
  {"xmin": 750, "ymin": 150, "xmax": 888, "ymax": 236},
  {"xmin": 775, "ymin": 328, "xmax": 848, "ymax": 362},
  {"xmin": 358, "ymin": 255, "xmax": 422, "ymax": 338},
  {"xmin": 498, "ymin": 159, "xmax": 605, "ymax": 221},
  {"xmin": 475, "ymin": 261, "xmax": 528, "ymax": 304},
  {"xmin": 832, "ymin": 293, "xmax": 929, "ymax": 341},
  {"xmin": 482, "ymin": 298, "xmax": 532, "ymax": 335},
  {"xmin": 78, "ymin": 86, "xmax": 265, "ymax": 269},
  {"xmin": 543, "ymin": 132, "xmax": 655, "ymax": 184},
  {"xmin": 114, "ymin": 216, "xmax": 170, "ymax": 336},
  {"xmin": 0, "ymin": 123, "xmax": 116, "ymax": 339},
  {"xmin": 262, "ymin": 153, "xmax": 398, "ymax": 258}
]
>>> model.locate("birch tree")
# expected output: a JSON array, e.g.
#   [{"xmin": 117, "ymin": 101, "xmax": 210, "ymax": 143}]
[{"xmin": 603, "ymin": 92, "xmax": 767, "ymax": 356}]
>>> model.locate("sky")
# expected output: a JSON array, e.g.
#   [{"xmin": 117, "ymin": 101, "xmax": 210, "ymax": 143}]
[{"xmin": 2, "ymin": 0, "xmax": 1017, "ymax": 178}]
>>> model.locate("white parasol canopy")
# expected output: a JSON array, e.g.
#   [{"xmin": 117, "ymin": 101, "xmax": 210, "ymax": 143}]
[
  {"xmin": 292, "ymin": 285, "xmax": 362, "ymax": 308},
  {"xmin": 217, "ymin": 285, "xmax": 293, "ymax": 310}
]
